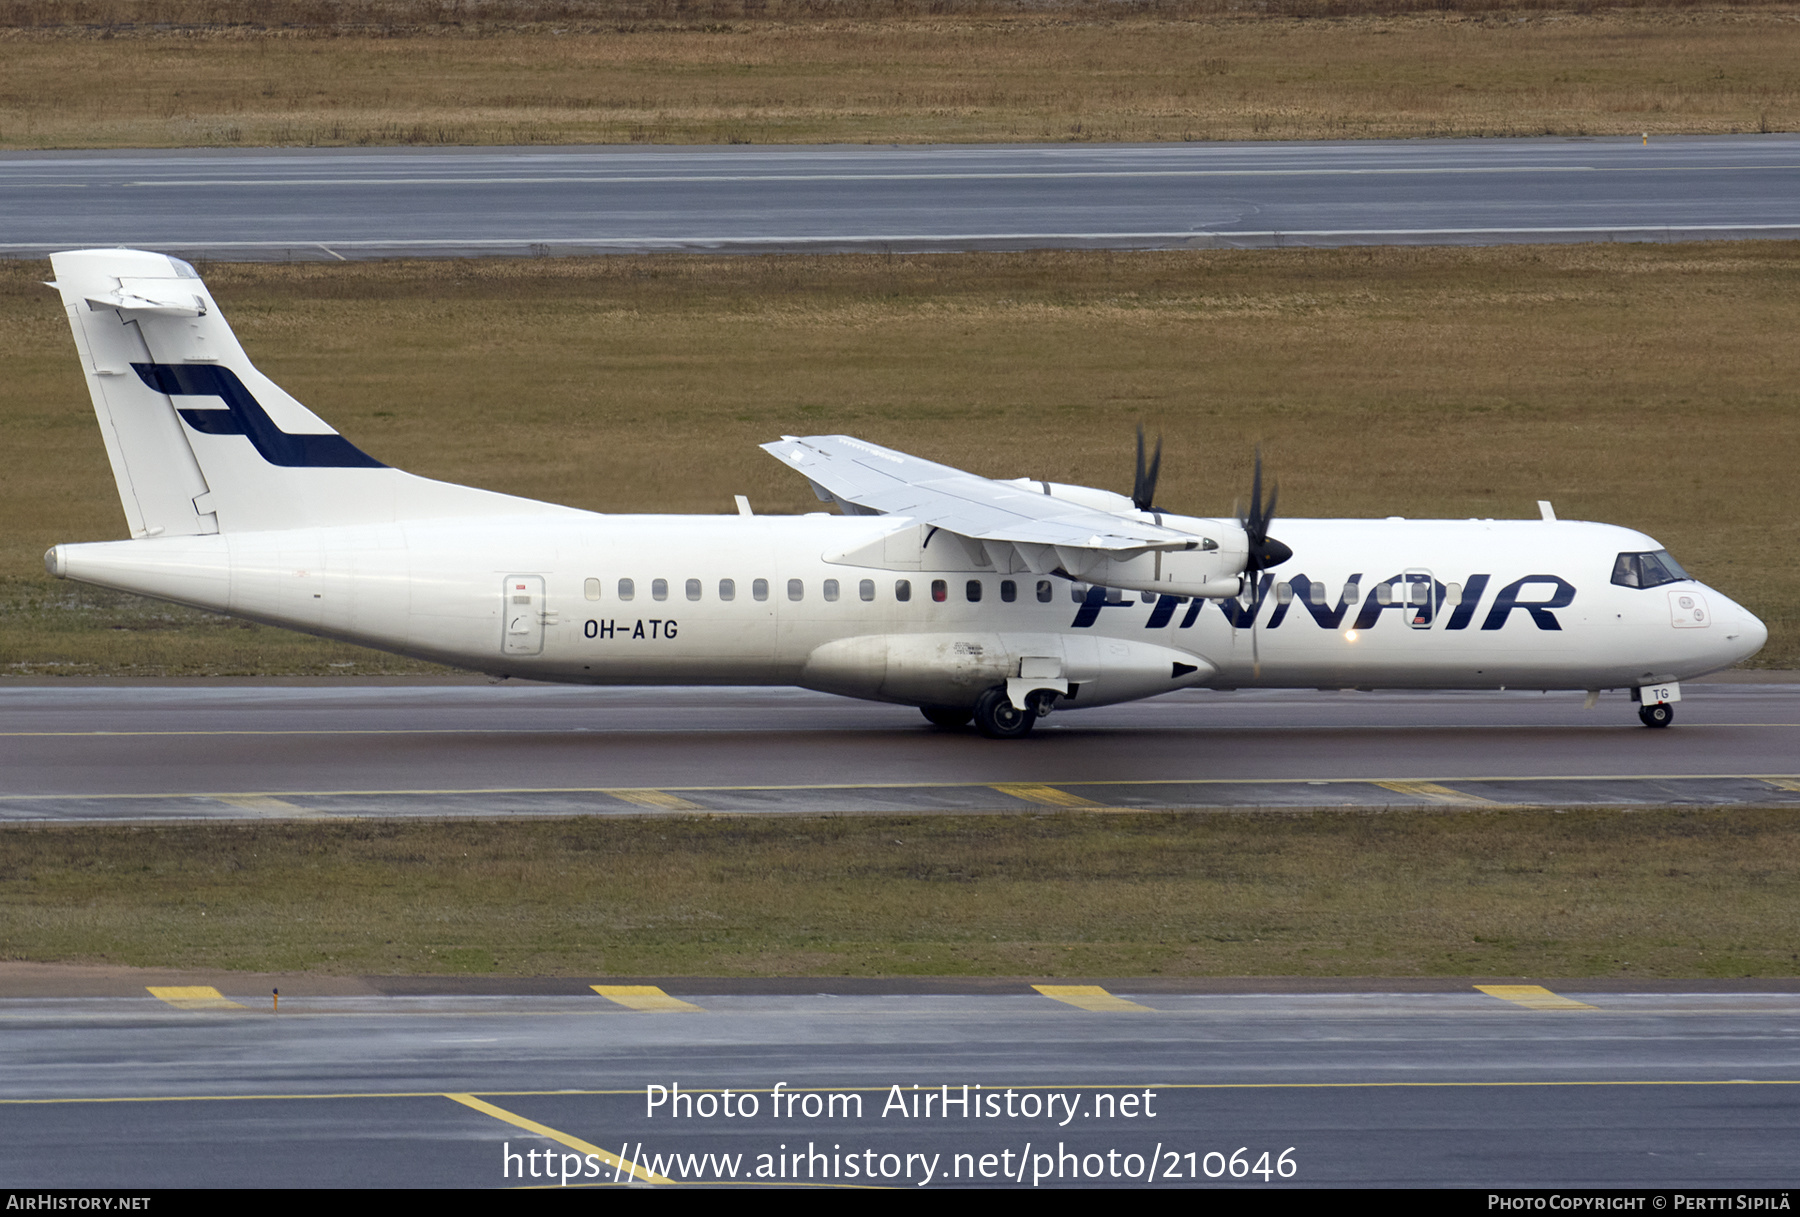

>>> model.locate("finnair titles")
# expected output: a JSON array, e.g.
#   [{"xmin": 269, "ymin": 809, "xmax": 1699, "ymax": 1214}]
[{"xmin": 42, "ymin": 249, "xmax": 1766, "ymax": 738}]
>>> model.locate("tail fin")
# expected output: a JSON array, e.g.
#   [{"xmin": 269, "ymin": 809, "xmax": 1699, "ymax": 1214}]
[{"xmin": 50, "ymin": 249, "xmax": 565, "ymax": 535}]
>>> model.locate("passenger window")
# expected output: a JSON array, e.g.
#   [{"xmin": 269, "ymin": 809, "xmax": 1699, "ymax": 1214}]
[
  {"xmin": 895, "ymin": 579, "xmax": 912, "ymax": 602},
  {"xmin": 652, "ymin": 578, "xmax": 668, "ymax": 602},
  {"xmin": 1446, "ymin": 582, "xmax": 1462, "ymax": 605},
  {"xmin": 788, "ymin": 578, "xmax": 804, "ymax": 602},
  {"xmin": 753, "ymin": 578, "xmax": 769, "ymax": 602},
  {"xmin": 1375, "ymin": 583, "xmax": 1393, "ymax": 605},
  {"xmin": 1312, "ymin": 581, "xmax": 1327, "ymax": 602},
  {"xmin": 1071, "ymin": 582, "xmax": 1089, "ymax": 603},
  {"xmin": 1342, "ymin": 581, "xmax": 1360, "ymax": 604},
  {"xmin": 618, "ymin": 578, "xmax": 635, "ymax": 601},
  {"xmin": 1000, "ymin": 580, "xmax": 1017, "ymax": 603},
  {"xmin": 932, "ymin": 579, "xmax": 948, "ymax": 603},
  {"xmin": 584, "ymin": 578, "xmax": 601, "ymax": 601},
  {"xmin": 966, "ymin": 580, "xmax": 982, "ymax": 602},
  {"xmin": 1037, "ymin": 579, "xmax": 1053, "ymax": 603},
  {"xmin": 686, "ymin": 578, "xmax": 702, "ymax": 601},
  {"xmin": 859, "ymin": 579, "xmax": 875, "ymax": 602},
  {"xmin": 1140, "ymin": 590, "xmax": 1156, "ymax": 604},
  {"xmin": 719, "ymin": 578, "xmax": 736, "ymax": 602},
  {"xmin": 1276, "ymin": 581, "xmax": 1293, "ymax": 604},
  {"xmin": 823, "ymin": 579, "xmax": 840, "ymax": 602}
]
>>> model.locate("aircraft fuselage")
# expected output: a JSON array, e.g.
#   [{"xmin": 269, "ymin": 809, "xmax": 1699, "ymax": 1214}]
[{"xmin": 49, "ymin": 512, "xmax": 1765, "ymax": 711}]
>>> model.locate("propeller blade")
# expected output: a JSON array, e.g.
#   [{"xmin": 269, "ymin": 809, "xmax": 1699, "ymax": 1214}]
[
  {"xmin": 1239, "ymin": 446, "xmax": 1291, "ymax": 585},
  {"xmin": 1132, "ymin": 425, "xmax": 1163, "ymax": 513}
]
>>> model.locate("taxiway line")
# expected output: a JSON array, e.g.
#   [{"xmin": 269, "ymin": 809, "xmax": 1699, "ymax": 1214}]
[
  {"xmin": 446, "ymin": 1093, "xmax": 672, "ymax": 1185},
  {"xmin": 5, "ymin": 773, "xmax": 1800, "ymax": 800}
]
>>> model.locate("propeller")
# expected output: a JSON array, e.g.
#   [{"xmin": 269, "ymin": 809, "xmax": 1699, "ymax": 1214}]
[
  {"xmin": 1240, "ymin": 447, "xmax": 1292, "ymax": 583},
  {"xmin": 1237, "ymin": 448, "xmax": 1292, "ymax": 679},
  {"xmin": 1131, "ymin": 425, "xmax": 1164, "ymax": 514}
]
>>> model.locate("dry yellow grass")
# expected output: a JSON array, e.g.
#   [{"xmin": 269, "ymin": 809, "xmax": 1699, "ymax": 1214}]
[
  {"xmin": 3, "ymin": 242, "xmax": 1796, "ymax": 675},
  {"xmin": 3, "ymin": 5, "xmax": 1799, "ymax": 148},
  {"xmin": 4, "ymin": 809, "xmax": 1798, "ymax": 977}
]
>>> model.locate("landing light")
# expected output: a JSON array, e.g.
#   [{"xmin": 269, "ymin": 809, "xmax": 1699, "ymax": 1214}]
[{"xmin": 1345, "ymin": 630, "xmax": 1360, "ymax": 642}]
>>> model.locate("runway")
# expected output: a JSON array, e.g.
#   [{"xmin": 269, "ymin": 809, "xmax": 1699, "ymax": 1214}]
[
  {"xmin": 3, "ymin": 977, "xmax": 1796, "ymax": 1188},
  {"xmin": 4, "ymin": 680, "xmax": 1797, "ymax": 821},
  {"xmin": 4, "ymin": 136, "xmax": 1799, "ymax": 260},
  {"xmin": 10, "ymin": 684, "xmax": 1796, "ymax": 1188}
]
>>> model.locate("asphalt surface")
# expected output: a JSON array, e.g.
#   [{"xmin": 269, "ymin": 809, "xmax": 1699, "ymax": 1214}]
[
  {"xmin": 7, "ymin": 684, "xmax": 1797, "ymax": 1188},
  {"xmin": 2, "ymin": 983, "xmax": 1795, "ymax": 1188},
  {"xmin": 3, "ymin": 681, "xmax": 1797, "ymax": 821},
  {"xmin": 4, "ymin": 136, "xmax": 1799, "ymax": 259}
]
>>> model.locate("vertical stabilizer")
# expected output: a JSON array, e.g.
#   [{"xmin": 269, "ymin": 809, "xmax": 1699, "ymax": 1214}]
[
  {"xmin": 49, "ymin": 249, "xmax": 573, "ymax": 535},
  {"xmin": 53, "ymin": 250, "xmax": 222, "ymax": 539}
]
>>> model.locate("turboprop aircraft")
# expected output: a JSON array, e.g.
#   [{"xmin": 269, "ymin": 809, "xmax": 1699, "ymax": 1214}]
[{"xmin": 41, "ymin": 249, "xmax": 1767, "ymax": 738}]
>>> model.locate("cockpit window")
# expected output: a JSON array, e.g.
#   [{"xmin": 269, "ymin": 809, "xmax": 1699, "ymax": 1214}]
[{"xmin": 1611, "ymin": 550, "xmax": 1691, "ymax": 589}]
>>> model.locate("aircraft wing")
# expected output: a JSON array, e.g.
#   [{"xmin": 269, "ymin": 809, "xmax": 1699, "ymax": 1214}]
[{"xmin": 760, "ymin": 434, "xmax": 1193, "ymax": 553}]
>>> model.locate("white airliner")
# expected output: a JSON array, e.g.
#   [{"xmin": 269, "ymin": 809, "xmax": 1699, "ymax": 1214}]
[{"xmin": 42, "ymin": 249, "xmax": 1767, "ymax": 737}]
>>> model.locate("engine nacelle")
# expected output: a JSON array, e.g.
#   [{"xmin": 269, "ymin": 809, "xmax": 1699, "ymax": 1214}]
[{"xmin": 1056, "ymin": 514, "xmax": 1251, "ymax": 599}]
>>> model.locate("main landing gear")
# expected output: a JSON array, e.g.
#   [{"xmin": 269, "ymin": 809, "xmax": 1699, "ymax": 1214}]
[
  {"xmin": 919, "ymin": 690, "xmax": 1042, "ymax": 738},
  {"xmin": 1638, "ymin": 702, "xmax": 1674, "ymax": 728},
  {"xmin": 973, "ymin": 686, "xmax": 1038, "ymax": 739}
]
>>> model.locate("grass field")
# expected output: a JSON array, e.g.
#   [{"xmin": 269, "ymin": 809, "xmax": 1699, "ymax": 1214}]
[
  {"xmin": 3, "ymin": 3, "xmax": 1799, "ymax": 148},
  {"xmin": 4, "ymin": 242, "xmax": 1796, "ymax": 675},
  {"xmin": 3, "ymin": 809, "xmax": 1796, "ymax": 977}
]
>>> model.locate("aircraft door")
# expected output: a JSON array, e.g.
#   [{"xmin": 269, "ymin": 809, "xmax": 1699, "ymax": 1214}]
[{"xmin": 502, "ymin": 575, "xmax": 546, "ymax": 655}]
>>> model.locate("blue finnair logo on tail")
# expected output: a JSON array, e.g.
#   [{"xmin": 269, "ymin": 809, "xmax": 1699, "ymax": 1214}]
[{"xmin": 133, "ymin": 363, "xmax": 384, "ymax": 469}]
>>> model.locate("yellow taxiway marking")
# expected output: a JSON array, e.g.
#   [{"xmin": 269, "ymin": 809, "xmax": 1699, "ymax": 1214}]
[
  {"xmin": 992, "ymin": 783, "xmax": 1105, "ymax": 809},
  {"xmin": 146, "ymin": 985, "xmax": 245, "ymax": 1011},
  {"xmin": 592, "ymin": 986, "xmax": 704, "ymax": 1013},
  {"xmin": 602, "ymin": 789, "xmax": 705, "ymax": 811},
  {"xmin": 445, "ymin": 1093, "xmax": 671, "ymax": 1185},
  {"xmin": 5, "ymin": 774, "xmax": 1800, "ymax": 805},
  {"xmin": 212, "ymin": 794, "xmax": 322, "ymax": 816},
  {"xmin": 1765, "ymin": 779, "xmax": 1800, "ymax": 792},
  {"xmin": 1476, "ymin": 985, "xmax": 1598, "ymax": 1011},
  {"xmin": 1373, "ymin": 780, "xmax": 1496, "ymax": 805},
  {"xmin": 1033, "ymin": 985, "xmax": 1154, "ymax": 1013}
]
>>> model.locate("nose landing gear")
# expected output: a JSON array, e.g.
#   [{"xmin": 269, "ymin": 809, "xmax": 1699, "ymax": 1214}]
[{"xmin": 1638, "ymin": 703, "xmax": 1674, "ymax": 728}]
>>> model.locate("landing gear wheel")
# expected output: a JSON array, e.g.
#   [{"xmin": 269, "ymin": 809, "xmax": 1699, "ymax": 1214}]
[
  {"xmin": 973, "ymin": 686, "xmax": 1038, "ymax": 740},
  {"xmin": 1638, "ymin": 703, "xmax": 1674, "ymax": 728},
  {"xmin": 921, "ymin": 705, "xmax": 973, "ymax": 729}
]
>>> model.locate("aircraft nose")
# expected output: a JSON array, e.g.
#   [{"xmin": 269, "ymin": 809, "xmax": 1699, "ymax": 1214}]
[
  {"xmin": 1714, "ymin": 592, "xmax": 1768, "ymax": 664},
  {"xmin": 1735, "ymin": 607, "xmax": 1769, "ymax": 662}
]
